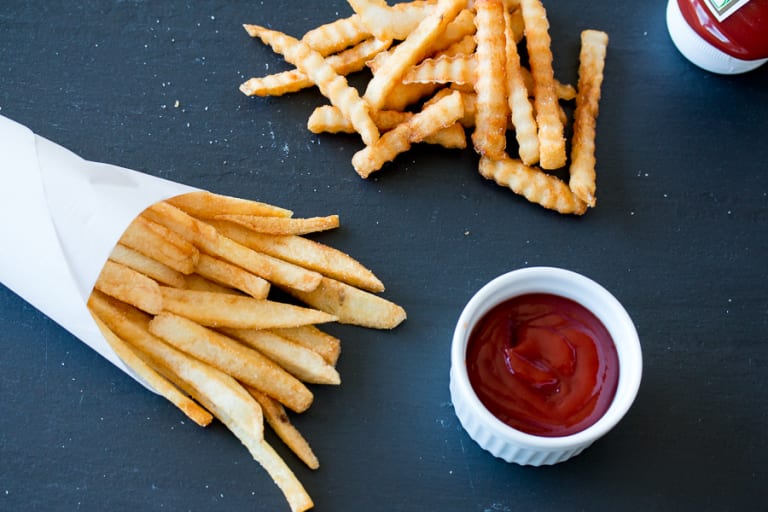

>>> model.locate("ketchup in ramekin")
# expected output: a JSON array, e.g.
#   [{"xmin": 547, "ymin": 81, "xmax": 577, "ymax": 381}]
[{"xmin": 466, "ymin": 293, "xmax": 619, "ymax": 437}]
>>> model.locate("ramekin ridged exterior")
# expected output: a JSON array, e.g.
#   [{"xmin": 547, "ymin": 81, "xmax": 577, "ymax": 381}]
[{"xmin": 450, "ymin": 267, "xmax": 642, "ymax": 466}]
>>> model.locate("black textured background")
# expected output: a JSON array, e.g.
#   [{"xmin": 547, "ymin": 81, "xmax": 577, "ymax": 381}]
[{"xmin": 1, "ymin": 1, "xmax": 767, "ymax": 511}]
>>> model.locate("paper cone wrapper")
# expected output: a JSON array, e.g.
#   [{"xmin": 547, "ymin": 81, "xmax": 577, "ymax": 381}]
[{"xmin": 0, "ymin": 115, "xmax": 198, "ymax": 390}]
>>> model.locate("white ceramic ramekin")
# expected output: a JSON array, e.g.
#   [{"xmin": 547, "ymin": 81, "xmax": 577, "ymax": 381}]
[{"xmin": 450, "ymin": 267, "xmax": 642, "ymax": 466}]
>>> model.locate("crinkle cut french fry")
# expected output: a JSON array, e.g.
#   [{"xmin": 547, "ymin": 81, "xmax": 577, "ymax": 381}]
[
  {"xmin": 352, "ymin": 89, "xmax": 465, "ymax": 178},
  {"xmin": 109, "ymin": 243, "xmax": 187, "ymax": 289},
  {"xmin": 244, "ymin": 24, "xmax": 380, "ymax": 146},
  {"xmin": 195, "ymin": 253, "xmax": 271, "ymax": 299},
  {"xmin": 471, "ymin": 0, "xmax": 509, "ymax": 160},
  {"xmin": 504, "ymin": 8, "xmax": 539, "ymax": 166},
  {"xmin": 95, "ymin": 260, "xmax": 163, "ymax": 315},
  {"xmin": 520, "ymin": 0, "xmax": 566, "ymax": 169},
  {"xmin": 300, "ymin": 13, "xmax": 369, "ymax": 56},
  {"xmin": 223, "ymin": 327, "xmax": 341, "ymax": 385},
  {"xmin": 569, "ymin": 29, "xmax": 608, "ymax": 208},
  {"xmin": 246, "ymin": 386, "xmax": 320, "ymax": 470},
  {"xmin": 402, "ymin": 54, "xmax": 476, "ymax": 85},
  {"xmin": 269, "ymin": 325, "xmax": 341, "ymax": 367},
  {"xmin": 214, "ymin": 214, "xmax": 340, "ymax": 236},
  {"xmin": 119, "ymin": 215, "xmax": 199, "ymax": 275},
  {"xmin": 159, "ymin": 286, "xmax": 337, "ymax": 330},
  {"xmin": 88, "ymin": 299, "xmax": 213, "ymax": 428},
  {"xmin": 167, "ymin": 191, "xmax": 293, "ymax": 219},
  {"xmin": 362, "ymin": 0, "xmax": 466, "ymax": 110},
  {"xmin": 143, "ymin": 201, "xmax": 322, "ymax": 293},
  {"xmin": 89, "ymin": 294, "xmax": 313, "ymax": 512},
  {"xmin": 285, "ymin": 276, "xmax": 407, "ymax": 330},
  {"xmin": 148, "ymin": 312, "xmax": 314, "ymax": 414},
  {"xmin": 478, "ymin": 155, "xmax": 587, "ymax": 215},
  {"xmin": 348, "ymin": 0, "xmax": 435, "ymax": 41},
  {"xmin": 208, "ymin": 219, "xmax": 385, "ymax": 293},
  {"xmin": 240, "ymin": 37, "xmax": 392, "ymax": 97}
]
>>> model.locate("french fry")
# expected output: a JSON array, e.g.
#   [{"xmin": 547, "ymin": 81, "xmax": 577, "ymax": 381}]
[
  {"xmin": 246, "ymin": 386, "xmax": 320, "ymax": 470},
  {"xmin": 159, "ymin": 287, "xmax": 337, "ymax": 330},
  {"xmin": 88, "ymin": 301, "xmax": 213, "ymax": 427},
  {"xmin": 520, "ymin": 0, "xmax": 566, "ymax": 169},
  {"xmin": 402, "ymin": 54, "xmax": 476, "ymax": 85},
  {"xmin": 301, "ymin": 14, "xmax": 370, "ymax": 56},
  {"xmin": 240, "ymin": 37, "xmax": 392, "ymax": 97},
  {"xmin": 471, "ymin": 0, "xmax": 509, "ymax": 160},
  {"xmin": 184, "ymin": 273, "xmax": 240, "ymax": 294},
  {"xmin": 167, "ymin": 191, "xmax": 292, "ymax": 219},
  {"xmin": 215, "ymin": 214, "xmax": 340, "ymax": 236},
  {"xmin": 223, "ymin": 328, "xmax": 341, "ymax": 385},
  {"xmin": 209, "ymin": 219, "xmax": 385, "ymax": 293},
  {"xmin": 569, "ymin": 29, "xmax": 608, "ymax": 208},
  {"xmin": 362, "ymin": 0, "xmax": 466, "ymax": 109},
  {"xmin": 148, "ymin": 312, "xmax": 314, "ymax": 413},
  {"xmin": 244, "ymin": 24, "xmax": 380, "ymax": 146},
  {"xmin": 352, "ymin": 89, "xmax": 465, "ymax": 178},
  {"xmin": 95, "ymin": 260, "xmax": 163, "ymax": 315},
  {"xmin": 270, "ymin": 325, "xmax": 342, "ymax": 367},
  {"xmin": 90, "ymin": 294, "xmax": 312, "ymax": 512},
  {"xmin": 109, "ymin": 243, "xmax": 187, "ymax": 289},
  {"xmin": 119, "ymin": 215, "xmax": 199, "ymax": 275},
  {"xmin": 143, "ymin": 201, "xmax": 322, "ymax": 293},
  {"xmin": 504, "ymin": 8, "xmax": 539, "ymax": 165},
  {"xmin": 348, "ymin": 0, "xmax": 435, "ymax": 41},
  {"xmin": 194, "ymin": 253, "xmax": 271, "ymax": 299},
  {"xmin": 285, "ymin": 276, "xmax": 407, "ymax": 330},
  {"xmin": 478, "ymin": 154, "xmax": 587, "ymax": 214}
]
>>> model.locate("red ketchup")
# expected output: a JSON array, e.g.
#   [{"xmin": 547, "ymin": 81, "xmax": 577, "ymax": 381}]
[
  {"xmin": 667, "ymin": 0, "xmax": 768, "ymax": 73},
  {"xmin": 466, "ymin": 293, "xmax": 619, "ymax": 437}
]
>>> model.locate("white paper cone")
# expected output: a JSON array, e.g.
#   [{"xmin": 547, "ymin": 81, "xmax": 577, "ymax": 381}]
[{"xmin": 0, "ymin": 115, "xmax": 198, "ymax": 389}]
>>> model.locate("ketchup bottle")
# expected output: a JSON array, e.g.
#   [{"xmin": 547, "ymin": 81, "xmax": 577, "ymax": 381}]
[{"xmin": 666, "ymin": 0, "xmax": 768, "ymax": 74}]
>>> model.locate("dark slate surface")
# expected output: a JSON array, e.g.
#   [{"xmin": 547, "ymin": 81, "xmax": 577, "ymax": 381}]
[{"xmin": 1, "ymin": 1, "xmax": 767, "ymax": 511}]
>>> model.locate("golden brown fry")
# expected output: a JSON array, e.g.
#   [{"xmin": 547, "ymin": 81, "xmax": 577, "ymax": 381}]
[
  {"xmin": 285, "ymin": 276, "xmax": 407, "ymax": 330},
  {"xmin": 209, "ymin": 219, "xmax": 385, "ymax": 293},
  {"xmin": 88, "ymin": 300, "xmax": 213, "ymax": 427},
  {"xmin": 270, "ymin": 325, "xmax": 341, "ymax": 367},
  {"xmin": 194, "ymin": 253, "xmax": 271, "ymax": 299},
  {"xmin": 301, "ymin": 14, "xmax": 369, "ymax": 56},
  {"xmin": 352, "ymin": 89, "xmax": 464, "ymax": 178},
  {"xmin": 215, "ymin": 214, "xmax": 340, "ymax": 236},
  {"xmin": 246, "ymin": 386, "xmax": 320, "ymax": 470},
  {"xmin": 402, "ymin": 54, "xmax": 476, "ymax": 85},
  {"xmin": 472, "ymin": 0, "xmax": 509, "ymax": 160},
  {"xmin": 119, "ymin": 215, "xmax": 199, "ymax": 275},
  {"xmin": 478, "ymin": 154, "xmax": 587, "ymax": 214},
  {"xmin": 348, "ymin": 0, "xmax": 434, "ymax": 41},
  {"xmin": 148, "ymin": 312, "xmax": 314, "ymax": 413},
  {"xmin": 159, "ymin": 286, "xmax": 337, "ymax": 329},
  {"xmin": 240, "ymin": 37, "xmax": 392, "ymax": 97},
  {"xmin": 520, "ymin": 0, "xmax": 566, "ymax": 169},
  {"xmin": 504, "ymin": 8, "xmax": 539, "ymax": 165},
  {"xmin": 143, "ymin": 202, "xmax": 322, "ymax": 293},
  {"xmin": 244, "ymin": 24, "xmax": 380, "ymax": 146},
  {"xmin": 569, "ymin": 29, "xmax": 608, "ymax": 208},
  {"xmin": 223, "ymin": 328, "xmax": 341, "ymax": 385},
  {"xmin": 94, "ymin": 260, "xmax": 163, "ymax": 315},
  {"xmin": 363, "ymin": 0, "xmax": 466, "ymax": 109},
  {"xmin": 184, "ymin": 273, "xmax": 240, "ymax": 294},
  {"xmin": 109, "ymin": 243, "xmax": 186, "ymax": 289},
  {"xmin": 167, "ymin": 191, "xmax": 292, "ymax": 219}
]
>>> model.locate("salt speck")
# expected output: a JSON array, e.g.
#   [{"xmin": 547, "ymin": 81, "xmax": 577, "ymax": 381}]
[{"xmin": 174, "ymin": 100, "xmax": 180, "ymax": 108}]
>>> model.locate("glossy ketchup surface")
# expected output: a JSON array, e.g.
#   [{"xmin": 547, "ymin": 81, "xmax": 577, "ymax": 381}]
[{"xmin": 466, "ymin": 293, "xmax": 619, "ymax": 437}]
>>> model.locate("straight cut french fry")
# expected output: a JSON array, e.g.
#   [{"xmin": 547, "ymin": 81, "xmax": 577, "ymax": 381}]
[
  {"xmin": 270, "ymin": 326, "xmax": 342, "ymax": 367},
  {"xmin": 159, "ymin": 287, "xmax": 337, "ymax": 330},
  {"xmin": 143, "ymin": 202, "xmax": 322, "ymax": 292},
  {"xmin": 167, "ymin": 191, "xmax": 293, "ymax": 219},
  {"xmin": 119, "ymin": 215, "xmax": 199, "ymax": 275},
  {"xmin": 109, "ymin": 243, "xmax": 187, "ymax": 289},
  {"xmin": 209, "ymin": 219, "xmax": 385, "ymax": 293},
  {"xmin": 148, "ymin": 312, "xmax": 314, "ymax": 413},
  {"xmin": 569, "ymin": 29, "xmax": 609, "ymax": 208},
  {"xmin": 194, "ymin": 253, "xmax": 271, "ymax": 299},
  {"xmin": 95, "ymin": 260, "xmax": 163, "ymax": 315},
  {"xmin": 223, "ymin": 328, "xmax": 341, "ymax": 385},
  {"xmin": 285, "ymin": 276, "xmax": 407, "ymax": 330},
  {"xmin": 215, "ymin": 214, "xmax": 340, "ymax": 236}
]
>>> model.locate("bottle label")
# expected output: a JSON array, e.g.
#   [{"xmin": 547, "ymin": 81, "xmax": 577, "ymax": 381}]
[{"xmin": 703, "ymin": 0, "xmax": 751, "ymax": 22}]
